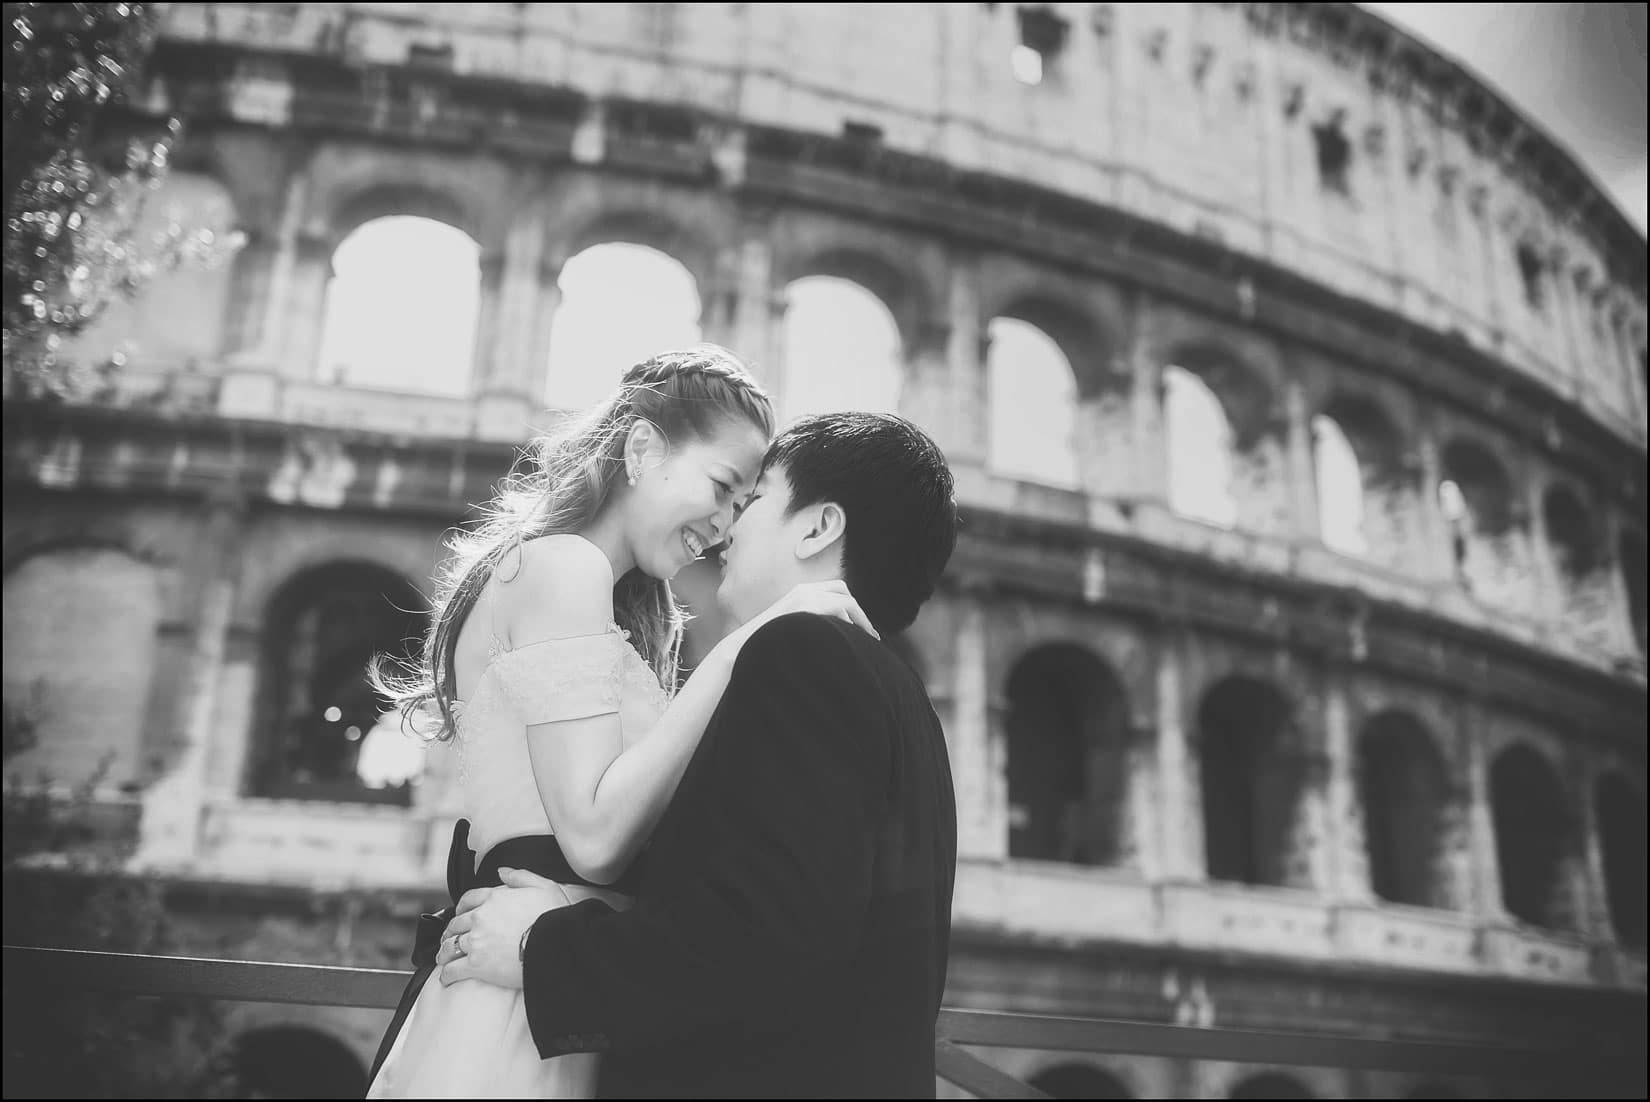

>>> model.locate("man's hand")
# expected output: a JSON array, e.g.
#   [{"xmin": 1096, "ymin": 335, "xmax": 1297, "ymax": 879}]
[{"xmin": 436, "ymin": 868, "xmax": 573, "ymax": 990}]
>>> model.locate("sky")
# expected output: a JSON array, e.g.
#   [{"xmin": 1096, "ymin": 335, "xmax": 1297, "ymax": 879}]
[{"xmin": 1362, "ymin": 2, "xmax": 1647, "ymax": 233}]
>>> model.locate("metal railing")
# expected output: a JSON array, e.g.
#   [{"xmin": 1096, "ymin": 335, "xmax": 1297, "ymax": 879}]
[{"xmin": 3, "ymin": 945, "xmax": 1639, "ymax": 1099}]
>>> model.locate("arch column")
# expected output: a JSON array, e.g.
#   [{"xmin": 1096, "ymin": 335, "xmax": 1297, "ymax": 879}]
[
  {"xmin": 1412, "ymin": 432, "xmax": 1458, "ymax": 584},
  {"xmin": 220, "ymin": 169, "xmax": 312, "ymax": 419},
  {"xmin": 1322, "ymin": 668, "xmax": 1374, "ymax": 902},
  {"xmin": 723, "ymin": 210, "xmax": 786, "ymax": 403},
  {"xmin": 952, "ymin": 585, "xmax": 1003, "ymax": 860},
  {"xmin": 475, "ymin": 208, "xmax": 547, "ymax": 440},
  {"xmin": 1283, "ymin": 378, "xmax": 1322, "ymax": 544},
  {"xmin": 899, "ymin": 315, "xmax": 956, "ymax": 447},
  {"xmin": 1152, "ymin": 625, "xmax": 1202, "ymax": 880},
  {"xmin": 133, "ymin": 492, "xmax": 247, "ymax": 869},
  {"xmin": 938, "ymin": 253, "xmax": 987, "ymax": 471},
  {"xmin": 1460, "ymin": 696, "xmax": 1508, "ymax": 923},
  {"xmin": 276, "ymin": 233, "xmax": 334, "ymax": 386},
  {"xmin": 1128, "ymin": 293, "xmax": 1172, "ymax": 511},
  {"xmin": 1524, "ymin": 477, "xmax": 1566, "ymax": 624},
  {"xmin": 1570, "ymin": 760, "xmax": 1616, "ymax": 945}
]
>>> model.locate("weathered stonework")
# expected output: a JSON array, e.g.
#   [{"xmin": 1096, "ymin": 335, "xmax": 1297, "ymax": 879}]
[{"xmin": 3, "ymin": 3, "xmax": 1644, "ymax": 1095}]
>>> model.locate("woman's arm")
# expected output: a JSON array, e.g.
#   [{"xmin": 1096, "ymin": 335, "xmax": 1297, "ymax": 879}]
[{"xmin": 505, "ymin": 537, "xmax": 868, "ymax": 885}]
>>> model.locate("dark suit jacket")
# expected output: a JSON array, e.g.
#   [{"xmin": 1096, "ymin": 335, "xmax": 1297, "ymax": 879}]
[{"xmin": 521, "ymin": 611, "xmax": 958, "ymax": 1098}]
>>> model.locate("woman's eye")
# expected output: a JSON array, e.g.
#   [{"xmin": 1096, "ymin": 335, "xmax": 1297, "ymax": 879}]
[{"xmin": 714, "ymin": 480, "xmax": 733, "ymax": 498}]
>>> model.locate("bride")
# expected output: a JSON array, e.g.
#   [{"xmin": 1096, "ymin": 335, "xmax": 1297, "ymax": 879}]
[{"xmin": 364, "ymin": 346, "xmax": 873, "ymax": 1097}]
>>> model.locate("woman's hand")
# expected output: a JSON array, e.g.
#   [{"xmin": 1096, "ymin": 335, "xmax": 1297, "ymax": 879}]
[{"xmin": 744, "ymin": 580, "xmax": 880, "ymax": 641}]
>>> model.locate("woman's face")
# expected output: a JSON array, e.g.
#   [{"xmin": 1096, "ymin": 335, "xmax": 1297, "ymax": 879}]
[{"xmin": 625, "ymin": 416, "xmax": 769, "ymax": 581}]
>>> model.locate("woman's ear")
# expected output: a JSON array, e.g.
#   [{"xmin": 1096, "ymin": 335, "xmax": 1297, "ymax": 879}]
[{"xmin": 623, "ymin": 418, "xmax": 670, "ymax": 482}]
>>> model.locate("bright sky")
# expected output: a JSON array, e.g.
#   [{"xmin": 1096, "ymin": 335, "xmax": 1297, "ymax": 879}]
[{"xmin": 1362, "ymin": 2, "xmax": 1647, "ymax": 233}]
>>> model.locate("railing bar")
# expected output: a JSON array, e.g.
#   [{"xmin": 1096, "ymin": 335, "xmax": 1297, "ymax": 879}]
[
  {"xmin": 934, "ymin": 1041, "xmax": 1050, "ymax": 1100},
  {"xmin": 5, "ymin": 947, "xmax": 408, "ymax": 1009},
  {"xmin": 6, "ymin": 947, "xmax": 1633, "ymax": 1086},
  {"xmin": 936, "ymin": 1009, "xmax": 1587, "ymax": 1078}
]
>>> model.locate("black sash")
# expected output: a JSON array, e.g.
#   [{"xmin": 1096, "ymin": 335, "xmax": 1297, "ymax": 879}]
[{"xmin": 366, "ymin": 819, "xmax": 640, "ymax": 1088}]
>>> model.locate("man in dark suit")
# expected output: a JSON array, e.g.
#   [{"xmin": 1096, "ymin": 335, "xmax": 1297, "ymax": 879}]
[{"xmin": 437, "ymin": 412, "xmax": 960, "ymax": 1098}]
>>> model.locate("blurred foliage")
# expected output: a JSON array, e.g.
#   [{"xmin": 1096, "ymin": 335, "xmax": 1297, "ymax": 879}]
[
  {"xmin": 2, "ymin": 2, "xmax": 241, "ymax": 401},
  {"xmin": 2, "ymin": 681, "xmax": 239, "ymax": 1098}
]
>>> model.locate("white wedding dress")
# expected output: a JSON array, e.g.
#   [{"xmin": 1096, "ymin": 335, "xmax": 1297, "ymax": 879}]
[{"xmin": 367, "ymin": 622, "xmax": 669, "ymax": 1099}]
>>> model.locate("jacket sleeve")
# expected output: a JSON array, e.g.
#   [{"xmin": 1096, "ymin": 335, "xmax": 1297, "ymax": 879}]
[{"xmin": 521, "ymin": 612, "xmax": 889, "ymax": 1056}]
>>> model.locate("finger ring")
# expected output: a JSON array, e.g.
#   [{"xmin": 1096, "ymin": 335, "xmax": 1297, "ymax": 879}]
[{"xmin": 452, "ymin": 934, "xmax": 466, "ymax": 957}]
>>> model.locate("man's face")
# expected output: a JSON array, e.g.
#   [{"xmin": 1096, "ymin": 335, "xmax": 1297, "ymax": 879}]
[{"xmin": 716, "ymin": 464, "xmax": 811, "ymax": 626}]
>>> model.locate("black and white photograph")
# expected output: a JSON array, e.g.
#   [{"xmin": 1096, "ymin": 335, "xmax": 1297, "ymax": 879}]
[{"xmin": 2, "ymin": 2, "xmax": 1645, "ymax": 1098}]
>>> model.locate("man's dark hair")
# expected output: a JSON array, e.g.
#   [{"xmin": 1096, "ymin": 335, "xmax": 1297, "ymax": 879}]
[{"xmin": 764, "ymin": 412, "xmax": 958, "ymax": 633}]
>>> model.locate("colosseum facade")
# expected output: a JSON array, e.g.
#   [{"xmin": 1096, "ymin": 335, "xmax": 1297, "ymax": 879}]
[{"xmin": 3, "ymin": 3, "xmax": 1645, "ymax": 1097}]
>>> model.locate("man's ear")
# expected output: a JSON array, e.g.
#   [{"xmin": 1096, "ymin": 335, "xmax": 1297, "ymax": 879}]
[
  {"xmin": 623, "ymin": 418, "xmax": 669, "ymax": 481},
  {"xmin": 794, "ymin": 501, "xmax": 847, "ymax": 563}
]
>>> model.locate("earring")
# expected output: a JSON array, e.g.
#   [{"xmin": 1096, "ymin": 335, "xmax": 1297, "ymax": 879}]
[{"xmin": 627, "ymin": 470, "xmax": 638, "ymax": 487}]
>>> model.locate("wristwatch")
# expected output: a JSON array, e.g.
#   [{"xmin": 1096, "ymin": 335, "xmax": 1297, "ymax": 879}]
[{"xmin": 519, "ymin": 925, "xmax": 532, "ymax": 964}]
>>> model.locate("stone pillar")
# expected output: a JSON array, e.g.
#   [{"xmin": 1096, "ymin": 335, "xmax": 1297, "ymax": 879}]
[
  {"xmin": 477, "ymin": 208, "xmax": 552, "ymax": 437},
  {"xmin": 133, "ymin": 492, "xmax": 245, "ymax": 869},
  {"xmin": 1129, "ymin": 293, "xmax": 1171, "ymax": 509},
  {"xmin": 1153, "ymin": 627, "xmax": 1202, "ymax": 879},
  {"xmin": 1461, "ymin": 696, "xmax": 1507, "ymax": 922},
  {"xmin": 220, "ymin": 170, "xmax": 310, "ymax": 419},
  {"xmin": 220, "ymin": 232, "xmax": 280, "ymax": 358},
  {"xmin": 276, "ymin": 232, "xmax": 334, "ymax": 385},
  {"xmin": 725, "ymin": 210, "xmax": 785, "ymax": 400},
  {"xmin": 1545, "ymin": 245, "xmax": 1586, "ymax": 399},
  {"xmin": 1283, "ymin": 378, "xmax": 1322, "ymax": 545},
  {"xmin": 952, "ymin": 587, "xmax": 1002, "ymax": 860},
  {"xmin": 1524, "ymin": 473, "xmax": 1566, "ymax": 624},
  {"xmin": 1597, "ymin": 511, "xmax": 1642, "ymax": 657},
  {"xmin": 1122, "ymin": 717, "xmax": 1163, "ymax": 879},
  {"xmin": 1570, "ymin": 758, "xmax": 1615, "ymax": 943},
  {"xmin": 1322, "ymin": 670, "xmax": 1373, "ymax": 902},
  {"xmin": 900, "ymin": 316, "xmax": 955, "ymax": 450},
  {"xmin": 1412, "ymin": 433, "xmax": 1457, "ymax": 584},
  {"xmin": 942, "ymin": 254, "xmax": 988, "ymax": 470}
]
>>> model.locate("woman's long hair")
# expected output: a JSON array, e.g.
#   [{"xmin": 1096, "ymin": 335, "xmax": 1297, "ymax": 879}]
[{"xmin": 371, "ymin": 345, "xmax": 773, "ymax": 741}]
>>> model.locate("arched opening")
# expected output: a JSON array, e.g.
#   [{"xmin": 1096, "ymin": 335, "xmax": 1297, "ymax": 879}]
[
  {"xmin": 1312, "ymin": 413, "xmax": 1367, "ymax": 555},
  {"xmin": 252, "ymin": 563, "xmax": 426, "ymax": 804},
  {"xmin": 1543, "ymin": 485, "xmax": 1612, "ymax": 643},
  {"xmin": 781, "ymin": 275, "xmax": 903, "ymax": 423},
  {"xmin": 1319, "ymin": 395, "xmax": 1415, "ymax": 570},
  {"xmin": 315, "ymin": 216, "xmax": 481, "ymax": 396},
  {"xmin": 1230, "ymin": 1072, "xmax": 1315, "ymax": 1099},
  {"xmin": 987, "ymin": 316, "xmax": 1080, "ymax": 489},
  {"xmin": 3, "ymin": 547, "xmax": 160, "ymax": 788},
  {"xmin": 1004, "ymin": 644, "xmax": 1132, "ymax": 867},
  {"xmin": 1029, "ymin": 1062, "xmax": 1133, "ymax": 1099},
  {"xmin": 1358, "ymin": 712, "xmax": 1453, "ymax": 909},
  {"xmin": 1439, "ymin": 440, "xmax": 1525, "ymax": 606},
  {"xmin": 59, "ymin": 170, "xmax": 240, "ymax": 375},
  {"xmin": 1198, "ymin": 677, "xmax": 1305, "ymax": 888},
  {"xmin": 231, "ymin": 1026, "xmax": 366, "ymax": 1098},
  {"xmin": 544, "ymin": 242, "xmax": 702, "ymax": 411},
  {"xmin": 1595, "ymin": 774, "xmax": 1646, "ymax": 947},
  {"xmin": 1489, "ymin": 744, "xmax": 1574, "ymax": 930},
  {"xmin": 1164, "ymin": 363, "xmax": 1238, "ymax": 528}
]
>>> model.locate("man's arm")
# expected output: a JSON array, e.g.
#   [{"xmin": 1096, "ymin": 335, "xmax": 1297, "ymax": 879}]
[{"xmin": 520, "ymin": 612, "xmax": 890, "ymax": 1057}]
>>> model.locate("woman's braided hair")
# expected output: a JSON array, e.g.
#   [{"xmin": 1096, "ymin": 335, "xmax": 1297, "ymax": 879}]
[{"xmin": 372, "ymin": 345, "xmax": 773, "ymax": 741}]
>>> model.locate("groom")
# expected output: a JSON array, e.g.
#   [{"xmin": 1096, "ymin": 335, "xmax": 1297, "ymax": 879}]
[{"xmin": 435, "ymin": 411, "xmax": 960, "ymax": 1097}]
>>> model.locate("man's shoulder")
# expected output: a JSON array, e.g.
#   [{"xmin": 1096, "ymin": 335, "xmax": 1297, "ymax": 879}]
[{"xmin": 741, "ymin": 614, "xmax": 927, "ymax": 705}]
